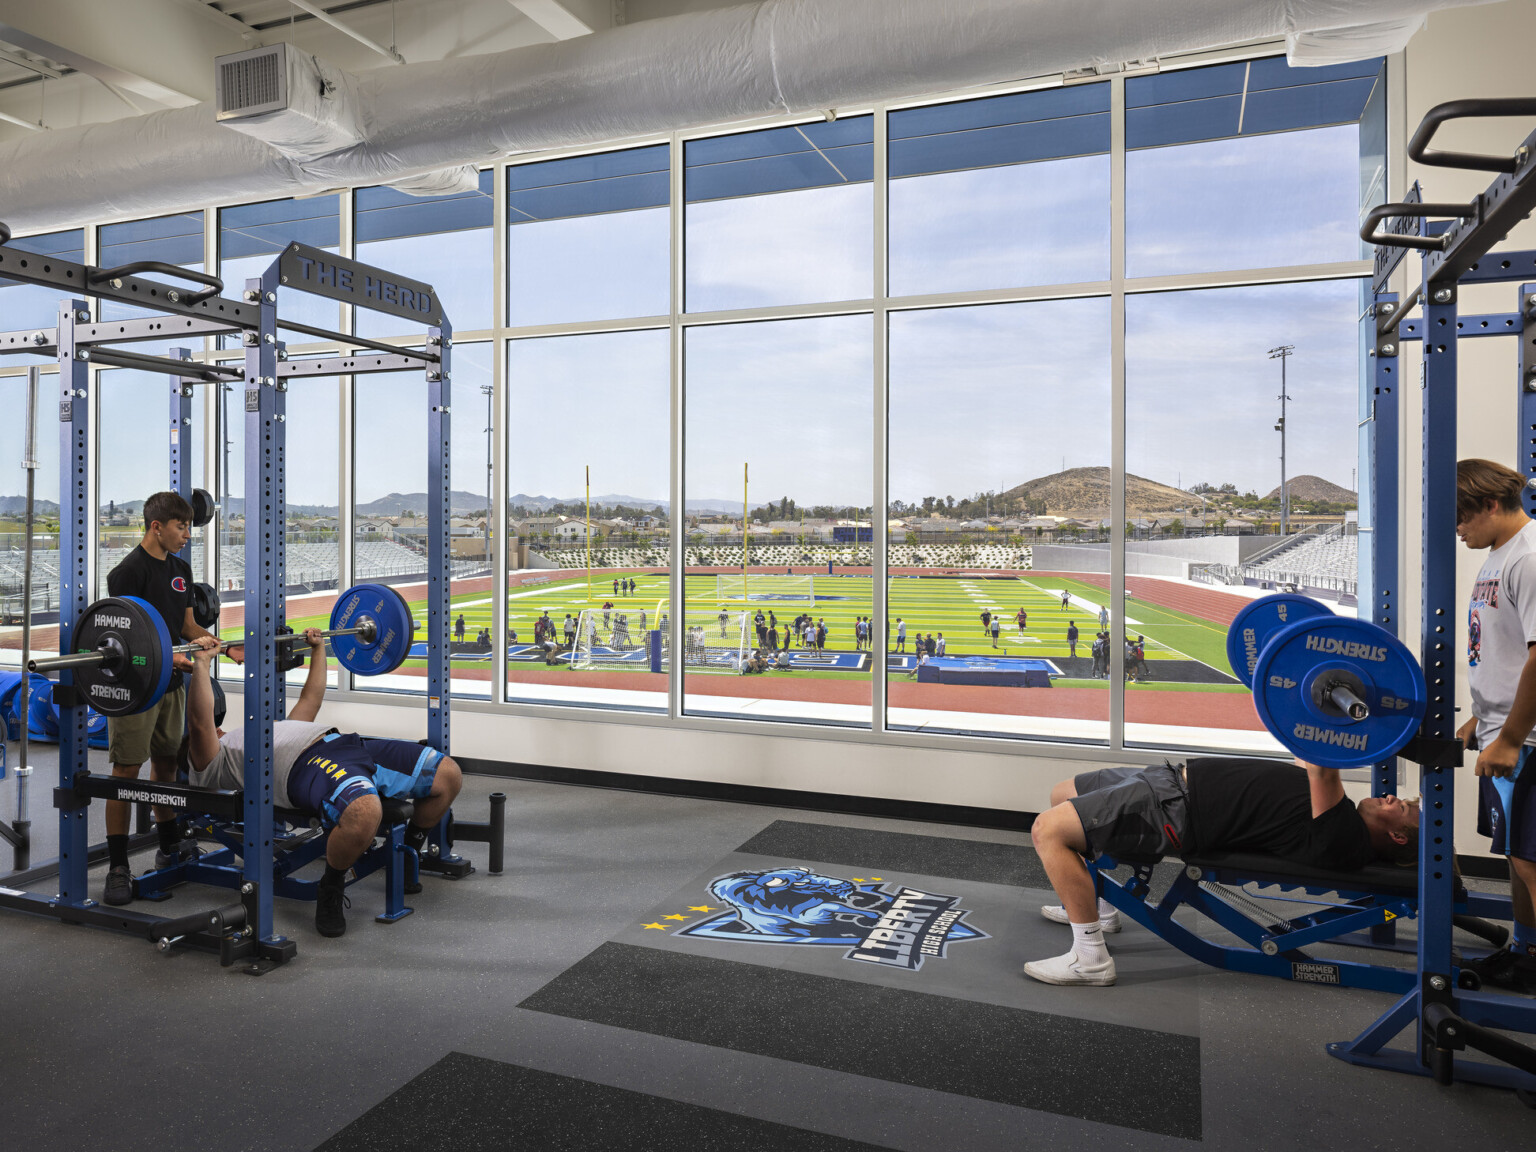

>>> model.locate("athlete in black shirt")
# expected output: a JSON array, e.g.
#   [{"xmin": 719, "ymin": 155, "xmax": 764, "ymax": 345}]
[
  {"xmin": 1023, "ymin": 757, "xmax": 1419, "ymax": 986},
  {"xmin": 100, "ymin": 491, "xmax": 243, "ymax": 907}
]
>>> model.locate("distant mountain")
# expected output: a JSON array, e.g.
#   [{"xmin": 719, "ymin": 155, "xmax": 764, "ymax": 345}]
[
  {"xmin": 355, "ymin": 491, "xmax": 495, "ymax": 517},
  {"xmin": 0, "ymin": 495, "xmax": 60, "ymax": 516},
  {"xmin": 1264, "ymin": 475, "xmax": 1356, "ymax": 504},
  {"xmin": 508, "ymin": 493, "xmax": 743, "ymax": 515},
  {"xmin": 1001, "ymin": 467, "xmax": 1194, "ymax": 516}
]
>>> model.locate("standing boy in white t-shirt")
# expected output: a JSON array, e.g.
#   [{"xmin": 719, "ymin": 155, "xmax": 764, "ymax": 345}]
[{"xmin": 1456, "ymin": 458, "xmax": 1536, "ymax": 990}]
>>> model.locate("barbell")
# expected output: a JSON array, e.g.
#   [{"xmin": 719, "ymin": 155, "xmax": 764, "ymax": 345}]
[
  {"xmin": 1227, "ymin": 594, "xmax": 1428, "ymax": 769},
  {"xmin": 28, "ymin": 582, "xmax": 415, "ymax": 717}
]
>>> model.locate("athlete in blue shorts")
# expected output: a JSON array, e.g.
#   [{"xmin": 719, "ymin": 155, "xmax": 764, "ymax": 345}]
[{"xmin": 184, "ymin": 631, "xmax": 463, "ymax": 938}]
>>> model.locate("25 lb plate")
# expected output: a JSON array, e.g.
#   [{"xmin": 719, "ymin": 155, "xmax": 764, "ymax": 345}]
[
  {"xmin": 1227, "ymin": 593, "xmax": 1333, "ymax": 688},
  {"xmin": 191, "ymin": 581, "xmax": 220, "ymax": 629},
  {"xmin": 71, "ymin": 595, "xmax": 172, "ymax": 716},
  {"xmin": 330, "ymin": 583, "xmax": 414, "ymax": 676},
  {"xmin": 1252, "ymin": 615, "xmax": 1426, "ymax": 769}
]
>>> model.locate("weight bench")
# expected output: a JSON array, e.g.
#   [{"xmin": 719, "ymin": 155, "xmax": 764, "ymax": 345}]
[
  {"xmin": 1089, "ymin": 851, "xmax": 1513, "ymax": 994},
  {"xmin": 138, "ymin": 795, "xmax": 435, "ymax": 925}
]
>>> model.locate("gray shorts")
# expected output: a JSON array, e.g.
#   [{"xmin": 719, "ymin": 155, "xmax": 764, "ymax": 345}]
[{"xmin": 1069, "ymin": 763, "xmax": 1189, "ymax": 861}]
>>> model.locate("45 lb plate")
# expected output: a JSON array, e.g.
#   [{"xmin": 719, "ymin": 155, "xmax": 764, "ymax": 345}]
[
  {"xmin": 329, "ymin": 583, "xmax": 414, "ymax": 676},
  {"xmin": 1252, "ymin": 615, "xmax": 1427, "ymax": 769},
  {"xmin": 1227, "ymin": 593, "xmax": 1333, "ymax": 688}
]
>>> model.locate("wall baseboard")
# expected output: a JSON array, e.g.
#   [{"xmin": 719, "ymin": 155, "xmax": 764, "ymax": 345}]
[{"xmin": 457, "ymin": 757, "xmax": 1037, "ymax": 834}]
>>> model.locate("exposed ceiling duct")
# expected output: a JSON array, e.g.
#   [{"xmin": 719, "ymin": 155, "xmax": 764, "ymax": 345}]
[{"xmin": 0, "ymin": 0, "xmax": 1493, "ymax": 235}]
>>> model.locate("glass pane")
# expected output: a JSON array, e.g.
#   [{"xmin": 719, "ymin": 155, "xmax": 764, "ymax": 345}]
[
  {"xmin": 97, "ymin": 369, "xmax": 207, "ymax": 598},
  {"xmin": 685, "ymin": 118, "xmax": 873, "ymax": 312},
  {"xmin": 0, "ymin": 370, "xmax": 60, "ymax": 668},
  {"xmin": 219, "ymin": 196, "xmax": 342, "ymax": 348},
  {"xmin": 276, "ymin": 374, "xmax": 341, "ymax": 689},
  {"xmin": 1125, "ymin": 280, "xmax": 1362, "ymax": 754},
  {"xmin": 355, "ymin": 172, "xmax": 494, "ymax": 339},
  {"xmin": 683, "ymin": 315, "xmax": 873, "ymax": 724},
  {"xmin": 1126, "ymin": 57, "xmax": 1383, "ymax": 276},
  {"xmin": 887, "ymin": 299, "xmax": 1111, "ymax": 741},
  {"xmin": 508, "ymin": 146, "xmax": 669, "ymax": 326},
  {"xmin": 0, "ymin": 229, "xmax": 85, "ymax": 355},
  {"xmin": 98, "ymin": 212, "xmax": 206, "ymax": 356},
  {"xmin": 505, "ymin": 330, "xmax": 669, "ymax": 711},
  {"xmin": 889, "ymin": 86, "xmax": 1110, "ymax": 295}
]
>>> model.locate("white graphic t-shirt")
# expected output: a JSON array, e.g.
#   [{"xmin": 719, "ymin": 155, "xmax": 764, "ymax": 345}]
[{"xmin": 1468, "ymin": 519, "xmax": 1536, "ymax": 746}]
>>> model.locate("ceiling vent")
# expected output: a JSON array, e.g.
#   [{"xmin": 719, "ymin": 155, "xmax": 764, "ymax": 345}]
[{"xmin": 216, "ymin": 44, "xmax": 290, "ymax": 121}]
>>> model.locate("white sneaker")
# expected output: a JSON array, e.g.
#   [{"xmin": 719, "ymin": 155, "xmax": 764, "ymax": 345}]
[
  {"xmin": 1023, "ymin": 949, "xmax": 1118, "ymax": 986},
  {"xmin": 1040, "ymin": 904, "xmax": 1121, "ymax": 933}
]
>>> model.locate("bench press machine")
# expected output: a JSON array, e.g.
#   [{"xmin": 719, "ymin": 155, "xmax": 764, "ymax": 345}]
[
  {"xmin": 0, "ymin": 227, "xmax": 501, "ymax": 971},
  {"xmin": 1088, "ymin": 98, "xmax": 1536, "ymax": 1099}
]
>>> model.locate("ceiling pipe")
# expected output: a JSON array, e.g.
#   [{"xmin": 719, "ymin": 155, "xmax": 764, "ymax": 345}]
[{"xmin": 0, "ymin": 0, "xmax": 1492, "ymax": 235}]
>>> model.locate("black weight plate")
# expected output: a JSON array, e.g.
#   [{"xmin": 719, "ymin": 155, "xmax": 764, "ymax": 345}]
[
  {"xmin": 190, "ymin": 581, "xmax": 220, "ymax": 629},
  {"xmin": 70, "ymin": 596, "xmax": 171, "ymax": 716},
  {"xmin": 210, "ymin": 676, "xmax": 226, "ymax": 729},
  {"xmin": 1227, "ymin": 593, "xmax": 1334, "ymax": 688},
  {"xmin": 189, "ymin": 488, "xmax": 216, "ymax": 527},
  {"xmin": 1252, "ymin": 615, "xmax": 1427, "ymax": 769},
  {"xmin": 330, "ymin": 583, "xmax": 415, "ymax": 676}
]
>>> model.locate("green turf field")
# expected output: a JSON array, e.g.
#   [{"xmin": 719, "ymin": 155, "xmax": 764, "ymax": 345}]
[{"xmin": 264, "ymin": 571, "xmax": 1243, "ymax": 689}]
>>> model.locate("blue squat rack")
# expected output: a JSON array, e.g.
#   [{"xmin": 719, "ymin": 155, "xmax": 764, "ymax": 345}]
[
  {"xmin": 0, "ymin": 229, "xmax": 500, "ymax": 971},
  {"xmin": 1339, "ymin": 96, "xmax": 1536, "ymax": 1095}
]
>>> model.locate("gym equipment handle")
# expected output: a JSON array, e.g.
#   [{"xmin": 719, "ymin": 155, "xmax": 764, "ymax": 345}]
[
  {"xmin": 87, "ymin": 261, "xmax": 225, "ymax": 304},
  {"xmin": 1358, "ymin": 201, "xmax": 1474, "ymax": 249},
  {"xmin": 27, "ymin": 620, "xmax": 383, "ymax": 674},
  {"xmin": 1408, "ymin": 97, "xmax": 1536, "ymax": 173}
]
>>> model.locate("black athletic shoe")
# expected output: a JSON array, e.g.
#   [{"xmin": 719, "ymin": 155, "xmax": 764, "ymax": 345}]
[
  {"xmin": 316, "ymin": 882, "xmax": 350, "ymax": 938},
  {"xmin": 103, "ymin": 865, "xmax": 134, "ymax": 906},
  {"xmin": 1464, "ymin": 947, "xmax": 1536, "ymax": 993},
  {"xmin": 404, "ymin": 877, "xmax": 423, "ymax": 896},
  {"xmin": 153, "ymin": 839, "xmax": 202, "ymax": 870}
]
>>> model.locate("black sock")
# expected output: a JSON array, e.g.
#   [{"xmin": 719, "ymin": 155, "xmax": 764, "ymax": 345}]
[
  {"xmin": 107, "ymin": 834, "xmax": 129, "ymax": 870},
  {"xmin": 321, "ymin": 864, "xmax": 347, "ymax": 887},
  {"xmin": 156, "ymin": 819, "xmax": 181, "ymax": 854},
  {"xmin": 405, "ymin": 824, "xmax": 429, "ymax": 851}
]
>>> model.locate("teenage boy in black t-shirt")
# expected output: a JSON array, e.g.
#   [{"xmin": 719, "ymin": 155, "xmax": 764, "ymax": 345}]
[
  {"xmin": 1023, "ymin": 757, "xmax": 1420, "ymax": 986},
  {"xmin": 101, "ymin": 491, "xmax": 243, "ymax": 906}
]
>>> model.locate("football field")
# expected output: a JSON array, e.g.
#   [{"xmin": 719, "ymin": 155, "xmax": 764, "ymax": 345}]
[{"xmin": 279, "ymin": 570, "xmax": 1241, "ymax": 687}]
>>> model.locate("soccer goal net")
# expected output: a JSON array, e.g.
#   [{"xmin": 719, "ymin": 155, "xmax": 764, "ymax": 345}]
[
  {"xmin": 714, "ymin": 573, "xmax": 815, "ymax": 601},
  {"xmin": 570, "ymin": 604, "xmax": 651, "ymax": 670},
  {"xmin": 653, "ymin": 603, "xmax": 753, "ymax": 673}
]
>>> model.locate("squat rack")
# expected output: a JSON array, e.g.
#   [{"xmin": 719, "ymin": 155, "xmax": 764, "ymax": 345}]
[
  {"xmin": 1348, "ymin": 96, "xmax": 1536, "ymax": 1094},
  {"xmin": 0, "ymin": 232, "xmax": 456, "ymax": 969}
]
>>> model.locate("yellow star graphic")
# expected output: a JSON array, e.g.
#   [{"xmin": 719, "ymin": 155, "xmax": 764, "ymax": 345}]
[
  {"xmin": 869, "ymin": 877, "xmax": 884, "ymax": 882},
  {"xmin": 663, "ymin": 914, "xmax": 688, "ymax": 921},
  {"xmin": 687, "ymin": 905, "xmax": 714, "ymax": 912},
  {"xmin": 641, "ymin": 923, "xmax": 669, "ymax": 930},
  {"xmin": 851, "ymin": 877, "xmax": 867, "ymax": 883}
]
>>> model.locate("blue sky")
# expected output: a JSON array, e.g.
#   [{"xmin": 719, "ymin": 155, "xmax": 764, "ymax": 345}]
[{"xmin": 2, "ymin": 110, "xmax": 1365, "ymax": 513}]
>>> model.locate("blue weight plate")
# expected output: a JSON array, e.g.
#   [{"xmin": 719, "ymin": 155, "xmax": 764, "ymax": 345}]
[
  {"xmin": 330, "ymin": 583, "xmax": 415, "ymax": 677},
  {"xmin": 68, "ymin": 596, "xmax": 172, "ymax": 716},
  {"xmin": 1252, "ymin": 615, "xmax": 1427, "ymax": 769},
  {"xmin": 1226, "ymin": 593, "xmax": 1333, "ymax": 688}
]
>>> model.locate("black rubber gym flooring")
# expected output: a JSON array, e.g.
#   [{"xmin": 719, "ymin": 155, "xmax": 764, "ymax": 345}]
[{"xmin": 2, "ymin": 757, "xmax": 1534, "ymax": 1151}]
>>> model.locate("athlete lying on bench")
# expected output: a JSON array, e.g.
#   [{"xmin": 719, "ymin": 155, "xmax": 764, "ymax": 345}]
[
  {"xmin": 182, "ymin": 632, "xmax": 463, "ymax": 938},
  {"xmin": 1024, "ymin": 757, "xmax": 1420, "ymax": 986}
]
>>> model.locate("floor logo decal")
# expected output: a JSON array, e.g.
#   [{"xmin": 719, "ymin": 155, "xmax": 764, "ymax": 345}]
[{"xmin": 665, "ymin": 866, "xmax": 987, "ymax": 971}]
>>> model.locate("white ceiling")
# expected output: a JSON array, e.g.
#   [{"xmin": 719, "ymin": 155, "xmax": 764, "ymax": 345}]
[{"xmin": 0, "ymin": 0, "xmax": 734, "ymax": 139}]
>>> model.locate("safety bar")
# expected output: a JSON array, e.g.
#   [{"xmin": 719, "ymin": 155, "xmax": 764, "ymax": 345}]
[
  {"xmin": 1359, "ymin": 202, "xmax": 1474, "ymax": 250},
  {"xmin": 84, "ymin": 345, "xmax": 244, "ymax": 379},
  {"xmin": 88, "ymin": 260, "xmax": 224, "ymax": 304},
  {"xmin": 276, "ymin": 318, "xmax": 440, "ymax": 361},
  {"xmin": 1409, "ymin": 97, "xmax": 1536, "ymax": 172}
]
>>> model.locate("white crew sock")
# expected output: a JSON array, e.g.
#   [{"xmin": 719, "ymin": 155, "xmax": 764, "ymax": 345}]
[
  {"xmin": 1097, "ymin": 898, "xmax": 1115, "ymax": 919},
  {"xmin": 1071, "ymin": 921, "xmax": 1109, "ymax": 965}
]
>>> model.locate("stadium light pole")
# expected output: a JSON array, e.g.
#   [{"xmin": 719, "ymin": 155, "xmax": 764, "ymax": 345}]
[
  {"xmin": 481, "ymin": 384, "xmax": 493, "ymax": 566},
  {"xmin": 1268, "ymin": 344, "xmax": 1295, "ymax": 537}
]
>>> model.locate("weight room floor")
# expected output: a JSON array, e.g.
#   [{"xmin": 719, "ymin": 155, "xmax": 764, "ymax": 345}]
[{"xmin": 0, "ymin": 749, "xmax": 1532, "ymax": 1152}]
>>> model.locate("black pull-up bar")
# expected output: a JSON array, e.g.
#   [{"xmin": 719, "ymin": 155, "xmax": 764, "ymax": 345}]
[
  {"xmin": 1409, "ymin": 97, "xmax": 1536, "ymax": 172},
  {"xmin": 1359, "ymin": 201, "xmax": 1474, "ymax": 251},
  {"xmin": 88, "ymin": 260, "xmax": 225, "ymax": 304},
  {"xmin": 85, "ymin": 345, "xmax": 244, "ymax": 380}
]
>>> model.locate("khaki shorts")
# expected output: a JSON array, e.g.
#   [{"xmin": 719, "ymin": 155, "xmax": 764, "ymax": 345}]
[{"xmin": 106, "ymin": 683, "xmax": 185, "ymax": 765}]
